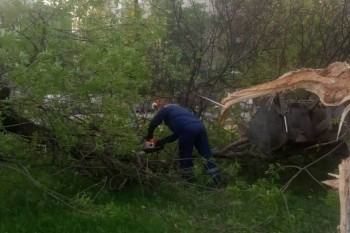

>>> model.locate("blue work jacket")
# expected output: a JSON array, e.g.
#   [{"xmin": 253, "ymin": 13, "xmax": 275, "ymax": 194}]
[{"xmin": 147, "ymin": 104, "xmax": 203, "ymax": 143}]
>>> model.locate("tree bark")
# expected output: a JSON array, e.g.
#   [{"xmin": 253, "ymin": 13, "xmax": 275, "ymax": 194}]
[
  {"xmin": 339, "ymin": 158, "xmax": 350, "ymax": 233},
  {"xmin": 322, "ymin": 157, "xmax": 350, "ymax": 233}
]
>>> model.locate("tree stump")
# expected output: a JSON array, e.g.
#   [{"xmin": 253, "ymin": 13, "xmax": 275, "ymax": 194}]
[{"xmin": 322, "ymin": 157, "xmax": 350, "ymax": 233}]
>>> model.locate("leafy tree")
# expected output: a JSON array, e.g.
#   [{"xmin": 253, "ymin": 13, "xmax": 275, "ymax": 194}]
[
  {"xmin": 0, "ymin": 0, "xmax": 158, "ymax": 185},
  {"xmin": 1, "ymin": 0, "xmax": 350, "ymax": 186}
]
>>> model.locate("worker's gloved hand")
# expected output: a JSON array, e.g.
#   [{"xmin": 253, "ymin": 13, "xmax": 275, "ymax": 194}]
[
  {"xmin": 155, "ymin": 139, "xmax": 166, "ymax": 148},
  {"xmin": 144, "ymin": 134, "xmax": 153, "ymax": 140}
]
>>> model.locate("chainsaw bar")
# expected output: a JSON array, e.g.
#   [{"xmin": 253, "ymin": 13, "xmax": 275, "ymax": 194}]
[{"xmin": 143, "ymin": 145, "xmax": 164, "ymax": 153}]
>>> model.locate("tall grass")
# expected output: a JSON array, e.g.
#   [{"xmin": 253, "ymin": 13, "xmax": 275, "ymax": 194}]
[{"xmin": 0, "ymin": 162, "xmax": 339, "ymax": 233}]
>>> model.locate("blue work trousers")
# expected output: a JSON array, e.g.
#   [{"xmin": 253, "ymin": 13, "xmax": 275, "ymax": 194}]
[{"xmin": 178, "ymin": 122, "xmax": 221, "ymax": 185}]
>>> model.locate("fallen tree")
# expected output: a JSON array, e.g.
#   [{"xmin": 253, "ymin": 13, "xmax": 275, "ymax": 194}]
[
  {"xmin": 217, "ymin": 62, "xmax": 350, "ymax": 155},
  {"xmin": 2, "ymin": 62, "xmax": 350, "ymax": 189},
  {"xmin": 0, "ymin": 85, "xmax": 156, "ymax": 189}
]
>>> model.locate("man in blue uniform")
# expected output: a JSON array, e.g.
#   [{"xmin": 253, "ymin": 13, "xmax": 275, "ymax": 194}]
[{"xmin": 145, "ymin": 103, "xmax": 221, "ymax": 186}]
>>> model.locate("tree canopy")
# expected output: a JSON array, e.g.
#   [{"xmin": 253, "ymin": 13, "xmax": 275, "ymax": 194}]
[{"xmin": 0, "ymin": 0, "xmax": 350, "ymax": 186}]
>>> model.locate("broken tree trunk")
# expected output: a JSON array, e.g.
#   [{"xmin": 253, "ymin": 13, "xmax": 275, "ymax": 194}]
[
  {"xmin": 340, "ymin": 158, "xmax": 350, "ymax": 233},
  {"xmin": 322, "ymin": 157, "xmax": 350, "ymax": 233}
]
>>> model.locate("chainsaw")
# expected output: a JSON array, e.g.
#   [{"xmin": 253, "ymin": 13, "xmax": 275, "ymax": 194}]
[{"xmin": 143, "ymin": 138, "xmax": 164, "ymax": 153}]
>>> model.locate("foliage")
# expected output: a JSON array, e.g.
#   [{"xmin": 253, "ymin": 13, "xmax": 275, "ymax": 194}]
[
  {"xmin": 0, "ymin": 0, "xmax": 347, "ymax": 232},
  {"xmin": 0, "ymin": 0, "xmax": 155, "ymax": 160},
  {"xmin": 0, "ymin": 164, "xmax": 340, "ymax": 233}
]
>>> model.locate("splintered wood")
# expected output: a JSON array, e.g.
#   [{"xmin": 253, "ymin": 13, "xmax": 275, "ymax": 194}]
[
  {"xmin": 340, "ymin": 158, "xmax": 350, "ymax": 233},
  {"xmin": 220, "ymin": 62, "xmax": 350, "ymax": 139},
  {"xmin": 322, "ymin": 157, "xmax": 350, "ymax": 233},
  {"xmin": 220, "ymin": 62, "xmax": 350, "ymax": 232}
]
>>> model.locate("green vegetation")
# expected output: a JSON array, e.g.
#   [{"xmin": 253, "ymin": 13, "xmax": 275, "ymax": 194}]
[
  {"xmin": 0, "ymin": 0, "xmax": 348, "ymax": 232},
  {"xmin": 0, "ymin": 163, "xmax": 339, "ymax": 233}
]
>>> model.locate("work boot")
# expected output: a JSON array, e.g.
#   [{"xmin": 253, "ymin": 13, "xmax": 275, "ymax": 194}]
[
  {"xmin": 181, "ymin": 167, "xmax": 195, "ymax": 183},
  {"xmin": 203, "ymin": 158, "xmax": 221, "ymax": 186},
  {"xmin": 208, "ymin": 167, "xmax": 221, "ymax": 187}
]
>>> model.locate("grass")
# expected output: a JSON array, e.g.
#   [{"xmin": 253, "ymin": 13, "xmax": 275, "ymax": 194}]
[
  {"xmin": 0, "ymin": 161, "xmax": 340, "ymax": 233},
  {"xmin": 0, "ymin": 167, "xmax": 179, "ymax": 233}
]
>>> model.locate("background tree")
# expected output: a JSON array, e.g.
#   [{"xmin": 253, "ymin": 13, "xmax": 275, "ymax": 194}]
[
  {"xmin": 1, "ymin": 0, "xmax": 350, "ymax": 186},
  {"xmin": 0, "ymin": 1, "xmax": 347, "ymax": 232},
  {"xmin": 0, "ymin": 0, "xmax": 163, "ymax": 185}
]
